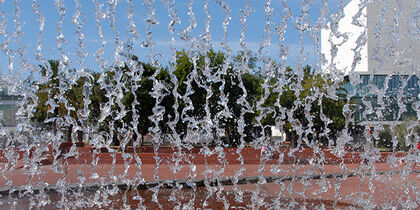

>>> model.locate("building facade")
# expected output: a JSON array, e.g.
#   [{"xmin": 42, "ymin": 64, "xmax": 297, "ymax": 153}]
[
  {"xmin": 0, "ymin": 86, "xmax": 22, "ymax": 128},
  {"xmin": 321, "ymin": 0, "xmax": 420, "ymax": 124}
]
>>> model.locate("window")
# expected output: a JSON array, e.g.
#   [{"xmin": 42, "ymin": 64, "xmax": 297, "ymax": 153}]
[{"xmin": 0, "ymin": 104, "xmax": 15, "ymax": 110}]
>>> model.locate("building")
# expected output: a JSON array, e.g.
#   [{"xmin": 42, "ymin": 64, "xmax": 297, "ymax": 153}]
[
  {"xmin": 321, "ymin": 0, "xmax": 420, "ymax": 124},
  {"xmin": 0, "ymin": 86, "xmax": 22, "ymax": 128}
]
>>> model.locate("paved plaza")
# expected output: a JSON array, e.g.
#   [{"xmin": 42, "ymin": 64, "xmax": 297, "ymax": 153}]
[{"xmin": 0, "ymin": 158, "xmax": 419, "ymax": 208}]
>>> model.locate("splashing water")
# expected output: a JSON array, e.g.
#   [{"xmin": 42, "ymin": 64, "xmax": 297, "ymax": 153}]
[{"xmin": 0, "ymin": 0, "xmax": 419, "ymax": 209}]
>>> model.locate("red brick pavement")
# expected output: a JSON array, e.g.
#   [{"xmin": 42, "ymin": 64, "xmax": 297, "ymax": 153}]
[
  {"xmin": 1, "ymin": 161, "xmax": 419, "ymax": 207},
  {"xmin": 0, "ymin": 146, "xmax": 419, "ymax": 208}
]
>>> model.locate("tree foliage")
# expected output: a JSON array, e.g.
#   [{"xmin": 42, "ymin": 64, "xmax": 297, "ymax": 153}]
[{"xmin": 32, "ymin": 50, "xmax": 348, "ymax": 147}]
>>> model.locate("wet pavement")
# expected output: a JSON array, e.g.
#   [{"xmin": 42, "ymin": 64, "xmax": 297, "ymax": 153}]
[
  {"xmin": 0, "ymin": 160, "xmax": 419, "ymax": 208},
  {"xmin": 0, "ymin": 186, "xmax": 359, "ymax": 209}
]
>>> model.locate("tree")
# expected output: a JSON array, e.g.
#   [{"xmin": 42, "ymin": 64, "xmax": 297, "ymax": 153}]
[
  {"xmin": 32, "ymin": 55, "xmax": 347, "ymax": 149},
  {"xmin": 171, "ymin": 49, "xmax": 265, "ymax": 146},
  {"xmin": 89, "ymin": 56, "xmax": 175, "ymax": 146},
  {"xmin": 33, "ymin": 60, "xmax": 86, "ymax": 142},
  {"xmin": 260, "ymin": 66, "xmax": 346, "ymax": 147}
]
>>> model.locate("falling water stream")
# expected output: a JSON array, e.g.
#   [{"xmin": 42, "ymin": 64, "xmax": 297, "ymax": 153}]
[{"xmin": 0, "ymin": 0, "xmax": 419, "ymax": 209}]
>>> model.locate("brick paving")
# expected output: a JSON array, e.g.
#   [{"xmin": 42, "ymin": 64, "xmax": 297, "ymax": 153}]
[
  {"xmin": 1, "ymin": 161, "xmax": 418, "ymax": 187},
  {"xmin": 0, "ymin": 149, "xmax": 419, "ymax": 208}
]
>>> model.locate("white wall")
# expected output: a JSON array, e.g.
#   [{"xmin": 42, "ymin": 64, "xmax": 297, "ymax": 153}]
[
  {"xmin": 367, "ymin": 0, "xmax": 420, "ymax": 75},
  {"xmin": 322, "ymin": 0, "xmax": 420, "ymax": 76},
  {"xmin": 271, "ymin": 126, "xmax": 286, "ymax": 142},
  {"xmin": 321, "ymin": 0, "xmax": 368, "ymax": 75}
]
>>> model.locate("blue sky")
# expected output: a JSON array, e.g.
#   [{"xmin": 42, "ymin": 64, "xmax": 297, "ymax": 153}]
[{"xmin": 0, "ymin": 0, "xmax": 348, "ymax": 76}]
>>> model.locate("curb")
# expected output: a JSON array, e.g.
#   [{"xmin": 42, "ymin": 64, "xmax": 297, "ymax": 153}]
[{"xmin": 1, "ymin": 170, "xmax": 418, "ymax": 196}]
